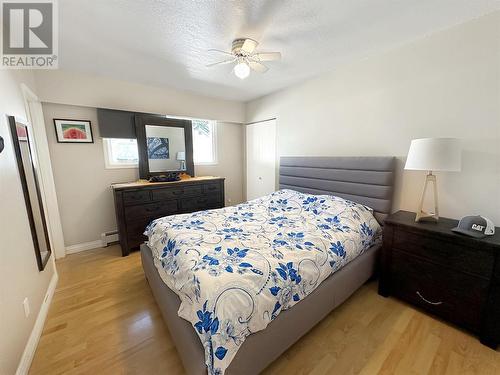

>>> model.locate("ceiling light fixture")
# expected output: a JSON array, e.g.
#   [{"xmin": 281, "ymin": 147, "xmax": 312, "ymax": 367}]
[
  {"xmin": 234, "ymin": 61, "xmax": 250, "ymax": 79},
  {"xmin": 207, "ymin": 38, "xmax": 281, "ymax": 79}
]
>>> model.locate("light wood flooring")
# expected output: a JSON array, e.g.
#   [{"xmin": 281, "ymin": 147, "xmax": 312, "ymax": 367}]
[{"xmin": 30, "ymin": 245, "xmax": 500, "ymax": 375}]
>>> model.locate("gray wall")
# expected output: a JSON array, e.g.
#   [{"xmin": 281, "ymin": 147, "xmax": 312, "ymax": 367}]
[
  {"xmin": 0, "ymin": 71, "xmax": 56, "ymax": 375},
  {"xmin": 42, "ymin": 102, "xmax": 244, "ymax": 247},
  {"xmin": 246, "ymin": 12, "xmax": 500, "ymax": 224}
]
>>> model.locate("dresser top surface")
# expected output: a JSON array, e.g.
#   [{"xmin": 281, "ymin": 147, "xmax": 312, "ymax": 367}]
[
  {"xmin": 111, "ymin": 176, "xmax": 224, "ymax": 190},
  {"xmin": 385, "ymin": 210, "xmax": 500, "ymax": 247}
]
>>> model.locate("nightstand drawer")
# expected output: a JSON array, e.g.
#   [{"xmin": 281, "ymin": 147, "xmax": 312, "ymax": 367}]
[
  {"xmin": 393, "ymin": 229, "xmax": 494, "ymax": 278},
  {"xmin": 391, "ymin": 250, "xmax": 489, "ymax": 331}
]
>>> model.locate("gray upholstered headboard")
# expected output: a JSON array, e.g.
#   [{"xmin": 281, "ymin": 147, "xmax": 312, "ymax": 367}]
[{"xmin": 279, "ymin": 156, "xmax": 396, "ymax": 223}]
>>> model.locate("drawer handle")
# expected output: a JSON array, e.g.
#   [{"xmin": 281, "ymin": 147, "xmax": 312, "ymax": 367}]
[
  {"xmin": 145, "ymin": 206, "xmax": 160, "ymax": 212},
  {"xmin": 416, "ymin": 291, "xmax": 443, "ymax": 306},
  {"xmin": 172, "ymin": 190, "xmax": 183, "ymax": 195}
]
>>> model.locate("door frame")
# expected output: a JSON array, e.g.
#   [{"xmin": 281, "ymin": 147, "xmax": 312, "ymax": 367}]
[{"xmin": 21, "ymin": 84, "xmax": 66, "ymax": 259}]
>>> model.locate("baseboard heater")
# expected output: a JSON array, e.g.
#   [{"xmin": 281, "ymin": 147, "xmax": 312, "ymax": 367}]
[{"xmin": 101, "ymin": 230, "xmax": 119, "ymax": 247}]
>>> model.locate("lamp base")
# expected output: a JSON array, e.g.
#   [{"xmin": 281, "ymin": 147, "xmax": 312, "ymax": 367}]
[
  {"xmin": 416, "ymin": 210, "xmax": 439, "ymax": 222},
  {"xmin": 415, "ymin": 172, "xmax": 439, "ymax": 222}
]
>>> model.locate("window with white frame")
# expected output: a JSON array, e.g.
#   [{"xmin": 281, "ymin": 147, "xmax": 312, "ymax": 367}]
[
  {"xmin": 102, "ymin": 119, "xmax": 216, "ymax": 168},
  {"xmin": 192, "ymin": 119, "xmax": 217, "ymax": 165},
  {"xmin": 103, "ymin": 138, "xmax": 139, "ymax": 169}
]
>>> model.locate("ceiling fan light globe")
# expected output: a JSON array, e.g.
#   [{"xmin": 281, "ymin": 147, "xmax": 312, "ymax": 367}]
[{"xmin": 234, "ymin": 62, "xmax": 250, "ymax": 79}]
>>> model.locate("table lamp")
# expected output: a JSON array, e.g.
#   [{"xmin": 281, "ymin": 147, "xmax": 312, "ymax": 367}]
[
  {"xmin": 404, "ymin": 138, "xmax": 461, "ymax": 222},
  {"xmin": 176, "ymin": 151, "xmax": 186, "ymax": 170}
]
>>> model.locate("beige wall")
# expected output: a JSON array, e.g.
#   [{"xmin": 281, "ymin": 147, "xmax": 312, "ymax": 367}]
[
  {"xmin": 42, "ymin": 103, "xmax": 138, "ymax": 247},
  {"xmin": 246, "ymin": 12, "xmax": 500, "ymax": 224},
  {"xmin": 0, "ymin": 71, "xmax": 56, "ymax": 374},
  {"xmin": 34, "ymin": 70, "xmax": 245, "ymax": 123},
  {"xmin": 42, "ymin": 102, "xmax": 244, "ymax": 247}
]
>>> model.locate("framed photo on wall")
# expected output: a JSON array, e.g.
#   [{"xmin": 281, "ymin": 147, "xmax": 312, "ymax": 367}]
[{"xmin": 54, "ymin": 119, "xmax": 93, "ymax": 143}]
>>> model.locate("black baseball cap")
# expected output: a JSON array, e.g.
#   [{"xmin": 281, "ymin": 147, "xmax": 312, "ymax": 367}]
[{"xmin": 452, "ymin": 215, "xmax": 495, "ymax": 238}]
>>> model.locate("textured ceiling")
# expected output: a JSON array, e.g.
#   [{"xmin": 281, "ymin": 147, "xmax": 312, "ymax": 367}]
[{"xmin": 59, "ymin": 0, "xmax": 500, "ymax": 101}]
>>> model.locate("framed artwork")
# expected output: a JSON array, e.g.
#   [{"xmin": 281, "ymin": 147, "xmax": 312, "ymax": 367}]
[
  {"xmin": 147, "ymin": 137, "xmax": 169, "ymax": 159},
  {"xmin": 53, "ymin": 119, "xmax": 93, "ymax": 143}
]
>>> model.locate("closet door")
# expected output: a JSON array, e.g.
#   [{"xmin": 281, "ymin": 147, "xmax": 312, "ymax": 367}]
[{"xmin": 246, "ymin": 119, "xmax": 276, "ymax": 201}]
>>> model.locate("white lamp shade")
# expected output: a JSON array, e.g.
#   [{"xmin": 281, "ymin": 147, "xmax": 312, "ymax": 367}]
[
  {"xmin": 176, "ymin": 151, "xmax": 186, "ymax": 161},
  {"xmin": 405, "ymin": 138, "xmax": 461, "ymax": 172}
]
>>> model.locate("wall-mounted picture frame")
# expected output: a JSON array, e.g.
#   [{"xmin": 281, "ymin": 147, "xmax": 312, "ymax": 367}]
[{"xmin": 54, "ymin": 119, "xmax": 93, "ymax": 143}]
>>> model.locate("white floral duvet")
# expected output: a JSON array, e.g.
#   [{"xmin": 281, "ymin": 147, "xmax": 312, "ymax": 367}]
[{"xmin": 145, "ymin": 189, "xmax": 381, "ymax": 374}]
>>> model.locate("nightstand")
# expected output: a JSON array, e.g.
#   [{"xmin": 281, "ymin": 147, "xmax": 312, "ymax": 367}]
[{"xmin": 379, "ymin": 210, "xmax": 500, "ymax": 349}]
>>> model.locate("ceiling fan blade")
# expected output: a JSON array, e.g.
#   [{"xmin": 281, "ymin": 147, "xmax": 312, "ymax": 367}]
[
  {"xmin": 241, "ymin": 39, "xmax": 258, "ymax": 54},
  {"xmin": 206, "ymin": 58, "xmax": 236, "ymax": 67},
  {"xmin": 207, "ymin": 49, "xmax": 234, "ymax": 57},
  {"xmin": 248, "ymin": 61, "xmax": 268, "ymax": 73},
  {"xmin": 252, "ymin": 52, "xmax": 281, "ymax": 61}
]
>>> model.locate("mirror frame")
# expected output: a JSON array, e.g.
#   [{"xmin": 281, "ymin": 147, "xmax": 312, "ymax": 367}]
[
  {"xmin": 8, "ymin": 115, "xmax": 52, "ymax": 271},
  {"xmin": 135, "ymin": 114, "xmax": 194, "ymax": 179}
]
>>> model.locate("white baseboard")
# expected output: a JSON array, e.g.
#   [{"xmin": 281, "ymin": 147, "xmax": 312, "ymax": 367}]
[
  {"xmin": 65, "ymin": 239, "xmax": 103, "ymax": 254},
  {"xmin": 16, "ymin": 272, "xmax": 58, "ymax": 375},
  {"xmin": 65, "ymin": 233, "xmax": 120, "ymax": 255}
]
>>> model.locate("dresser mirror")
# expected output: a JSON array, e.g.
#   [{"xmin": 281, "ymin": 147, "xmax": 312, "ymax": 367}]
[
  {"xmin": 135, "ymin": 114, "xmax": 194, "ymax": 179},
  {"xmin": 8, "ymin": 116, "xmax": 52, "ymax": 271}
]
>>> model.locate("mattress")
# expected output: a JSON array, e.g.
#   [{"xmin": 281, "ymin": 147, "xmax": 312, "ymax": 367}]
[{"xmin": 144, "ymin": 189, "xmax": 381, "ymax": 374}]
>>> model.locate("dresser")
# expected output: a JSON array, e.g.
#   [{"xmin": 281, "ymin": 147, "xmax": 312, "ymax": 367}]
[
  {"xmin": 379, "ymin": 210, "xmax": 500, "ymax": 348},
  {"xmin": 112, "ymin": 177, "xmax": 225, "ymax": 256}
]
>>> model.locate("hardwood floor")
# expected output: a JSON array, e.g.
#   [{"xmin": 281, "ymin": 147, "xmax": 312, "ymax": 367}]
[{"xmin": 30, "ymin": 245, "xmax": 500, "ymax": 375}]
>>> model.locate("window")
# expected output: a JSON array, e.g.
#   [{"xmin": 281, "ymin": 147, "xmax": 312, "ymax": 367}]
[
  {"xmin": 192, "ymin": 119, "xmax": 217, "ymax": 165},
  {"xmin": 102, "ymin": 118, "xmax": 217, "ymax": 168},
  {"xmin": 103, "ymin": 138, "xmax": 139, "ymax": 169}
]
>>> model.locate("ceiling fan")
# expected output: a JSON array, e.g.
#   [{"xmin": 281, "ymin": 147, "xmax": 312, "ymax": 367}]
[{"xmin": 207, "ymin": 38, "xmax": 281, "ymax": 79}]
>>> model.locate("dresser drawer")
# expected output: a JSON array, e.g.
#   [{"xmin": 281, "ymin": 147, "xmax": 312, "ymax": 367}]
[
  {"xmin": 126, "ymin": 217, "xmax": 153, "ymax": 238},
  {"xmin": 124, "ymin": 218, "xmax": 150, "ymax": 250},
  {"xmin": 181, "ymin": 196, "xmax": 221, "ymax": 212},
  {"xmin": 392, "ymin": 228, "xmax": 494, "ymax": 278},
  {"xmin": 124, "ymin": 200, "xmax": 178, "ymax": 220},
  {"xmin": 123, "ymin": 190, "xmax": 151, "ymax": 205},
  {"xmin": 152, "ymin": 185, "xmax": 203, "ymax": 201},
  {"xmin": 391, "ymin": 250, "xmax": 489, "ymax": 331},
  {"xmin": 204, "ymin": 182, "xmax": 221, "ymax": 194}
]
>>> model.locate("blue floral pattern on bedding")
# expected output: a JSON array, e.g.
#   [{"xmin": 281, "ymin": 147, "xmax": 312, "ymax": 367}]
[{"xmin": 145, "ymin": 189, "xmax": 381, "ymax": 374}]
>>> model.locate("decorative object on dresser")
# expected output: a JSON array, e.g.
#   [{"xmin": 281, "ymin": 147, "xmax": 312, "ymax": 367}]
[
  {"xmin": 379, "ymin": 210, "xmax": 500, "ymax": 349},
  {"xmin": 405, "ymin": 138, "xmax": 461, "ymax": 222},
  {"xmin": 112, "ymin": 177, "xmax": 225, "ymax": 256}
]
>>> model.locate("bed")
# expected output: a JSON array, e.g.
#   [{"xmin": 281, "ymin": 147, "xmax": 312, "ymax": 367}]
[{"xmin": 141, "ymin": 156, "xmax": 396, "ymax": 374}]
